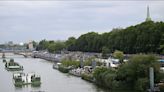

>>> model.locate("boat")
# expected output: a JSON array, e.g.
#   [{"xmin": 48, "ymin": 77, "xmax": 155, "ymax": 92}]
[
  {"xmin": 13, "ymin": 72, "xmax": 41, "ymax": 86},
  {"xmin": 5, "ymin": 59, "xmax": 23, "ymax": 71},
  {"xmin": 58, "ymin": 65, "xmax": 74, "ymax": 73},
  {"xmin": 53, "ymin": 63, "xmax": 61, "ymax": 69}
]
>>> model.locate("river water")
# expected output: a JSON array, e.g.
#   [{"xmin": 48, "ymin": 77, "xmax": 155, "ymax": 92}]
[{"xmin": 0, "ymin": 54, "xmax": 109, "ymax": 92}]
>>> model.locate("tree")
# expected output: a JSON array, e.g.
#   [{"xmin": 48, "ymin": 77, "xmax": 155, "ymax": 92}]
[
  {"xmin": 93, "ymin": 67, "xmax": 118, "ymax": 89},
  {"xmin": 47, "ymin": 43, "xmax": 55, "ymax": 53},
  {"xmin": 32, "ymin": 41, "xmax": 37, "ymax": 48},
  {"xmin": 75, "ymin": 32, "xmax": 102, "ymax": 52},
  {"xmin": 93, "ymin": 67, "xmax": 108, "ymax": 85},
  {"xmin": 159, "ymin": 34, "xmax": 164, "ymax": 54},
  {"xmin": 113, "ymin": 50, "xmax": 124, "ymax": 64},
  {"xmin": 102, "ymin": 46, "xmax": 110, "ymax": 59},
  {"xmin": 36, "ymin": 21, "xmax": 164, "ymax": 54},
  {"xmin": 54, "ymin": 41, "xmax": 66, "ymax": 53},
  {"xmin": 36, "ymin": 40, "xmax": 66, "ymax": 53},
  {"xmin": 65, "ymin": 37, "xmax": 76, "ymax": 51},
  {"xmin": 36, "ymin": 39, "xmax": 49, "ymax": 51},
  {"xmin": 116, "ymin": 55, "xmax": 161, "ymax": 91}
]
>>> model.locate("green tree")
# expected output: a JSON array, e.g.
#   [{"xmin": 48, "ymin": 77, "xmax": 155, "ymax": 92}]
[
  {"xmin": 116, "ymin": 55, "xmax": 160, "ymax": 91},
  {"xmin": 159, "ymin": 33, "xmax": 164, "ymax": 54},
  {"xmin": 47, "ymin": 43, "xmax": 55, "ymax": 53},
  {"xmin": 113, "ymin": 50, "xmax": 124, "ymax": 64},
  {"xmin": 93, "ymin": 67, "xmax": 108, "ymax": 85},
  {"xmin": 75, "ymin": 32, "xmax": 102, "ymax": 52},
  {"xmin": 102, "ymin": 46, "xmax": 110, "ymax": 59},
  {"xmin": 93, "ymin": 67, "xmax": 117, "ymax": 89},
  {"xmin": 61, "ymin": 59, "xmax": 80, "ymax": 68},
  {"xmin": 36, "ymin": 21, "xmax": 164, "ymax": 54},
  {"xmin": 36, "ymin": 39, "xmax": 49, "ymax": 51},
  {"xmin": 32, "ymin": 41, "xmax": 38, "ymax": 48},
  {"xmin": 54, "ymin": 41, "xmax": 65, "ymax": 52},
  {"xmin": 65, "ymin": 37, "xmax": 76, "ymax": 51}
]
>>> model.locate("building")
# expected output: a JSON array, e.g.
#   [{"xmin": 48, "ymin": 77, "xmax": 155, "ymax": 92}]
[
  {"xmin": 28, "ymin": 41, "xmax": 33, "ymax": 50},
  {"xmin": 145, "ymin": 6, "xmax": 152, "ymax": 22}
]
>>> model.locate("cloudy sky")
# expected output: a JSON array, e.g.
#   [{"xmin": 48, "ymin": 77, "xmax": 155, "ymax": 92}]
[{"xmin": 0, "ymin": 0, "xmax": 164, "ymax": 44}]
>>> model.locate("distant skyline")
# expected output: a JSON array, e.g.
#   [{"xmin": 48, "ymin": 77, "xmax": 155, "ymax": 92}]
[{"xmin": 0, "ymin": 1, "xmax": 164, "ymax": 44}]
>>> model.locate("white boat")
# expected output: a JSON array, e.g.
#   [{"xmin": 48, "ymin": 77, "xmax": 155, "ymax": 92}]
[{"xmin": 13, "ymin": 72, "xmax": 41, "ymax": 86}]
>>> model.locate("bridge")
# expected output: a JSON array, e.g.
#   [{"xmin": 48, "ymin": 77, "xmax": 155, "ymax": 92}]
[
  {"xmin": 13, "ymin": 52, "xmax": 32, "ymax": 57},
  {"xmin": 0, "ymin": 50, "xmax": 33, "ymax": 58}
]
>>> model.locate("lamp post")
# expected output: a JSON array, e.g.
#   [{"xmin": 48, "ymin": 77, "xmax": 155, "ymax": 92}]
[{"xmin": 149, "ymin": 67, "xmax": 154, "ymax": 92}]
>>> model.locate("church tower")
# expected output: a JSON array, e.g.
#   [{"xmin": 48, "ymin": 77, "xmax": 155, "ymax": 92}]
[{"xmin": 146, "ymin": 6, "xmax": 152, "ymax": 22}]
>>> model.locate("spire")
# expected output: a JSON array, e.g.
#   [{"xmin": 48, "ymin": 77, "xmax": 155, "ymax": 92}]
[{"xmin": 146, "ymin": 6, "xmax": 151, "ymax": 21}]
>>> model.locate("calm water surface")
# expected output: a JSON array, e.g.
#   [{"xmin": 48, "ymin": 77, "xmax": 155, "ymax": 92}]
[{"xmin": 0, "ymin": 54, "xmax": 110, "ymax": 92}]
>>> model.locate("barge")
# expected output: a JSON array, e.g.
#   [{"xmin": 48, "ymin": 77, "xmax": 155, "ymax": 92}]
[{"xmin": 13, "ymin": 72, "xmax": 41, "ymax": 86}]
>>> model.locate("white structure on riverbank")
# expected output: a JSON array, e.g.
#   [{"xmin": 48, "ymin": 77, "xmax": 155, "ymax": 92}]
[{"xmin": 96, "ymin": 58, "xmax": 120, "ymax": 68}]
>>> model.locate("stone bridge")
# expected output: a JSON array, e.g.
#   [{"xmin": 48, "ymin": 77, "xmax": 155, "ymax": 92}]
[
  {"xmin": 0, "ymin": 50, "xmax": 33, "ymax": 58},
  {"xmin": 14, "ymin": 52, "xmax": 32, "ymax": 57}
]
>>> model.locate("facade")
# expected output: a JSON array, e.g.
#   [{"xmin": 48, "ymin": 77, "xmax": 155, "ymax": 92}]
[{"xmin": 28, "ymin": 41, "xmax": 33, "ymax": 50}]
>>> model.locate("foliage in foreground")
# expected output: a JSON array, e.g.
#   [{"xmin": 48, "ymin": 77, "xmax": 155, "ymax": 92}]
[
  {"xmin": 81, "ymin": 73, "xmax": 94, "ymax": 82},
  {"xmin": 93, "ymin": 67, "xmax": 118, "ymax": 89},
  {"xmin": 93, "ymin": 55, "xmax": 164, "ymax": 92}
]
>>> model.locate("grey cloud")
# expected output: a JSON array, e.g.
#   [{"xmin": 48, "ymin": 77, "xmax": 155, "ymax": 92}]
[{"xmin": 0, "ymin": 1, "xmax": 164, "ymax": 43}]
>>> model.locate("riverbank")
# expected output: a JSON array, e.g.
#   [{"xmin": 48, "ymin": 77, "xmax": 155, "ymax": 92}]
[
  {"xmin": 32, "ymin": 51, "xmax": 164, "ymax": 92},
  {"xmin": 32, "ymin": 51, "xmax": 101, "ymax": 62}
]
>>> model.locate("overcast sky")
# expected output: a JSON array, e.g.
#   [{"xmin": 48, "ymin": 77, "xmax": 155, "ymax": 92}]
[{"xmin": 0, "ymin": 1, "xmax": 164, "ymax": 44}]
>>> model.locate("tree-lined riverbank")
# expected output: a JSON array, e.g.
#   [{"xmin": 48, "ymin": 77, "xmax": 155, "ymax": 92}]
[{"xmin": 33, "ymin": 51, "xmax": 164, "ymax": 92}]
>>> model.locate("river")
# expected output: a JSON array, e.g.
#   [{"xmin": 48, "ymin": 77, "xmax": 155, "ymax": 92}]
[{"xmin": 0, "ymin": 54, "xmax": 110, "ymax": 92}]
